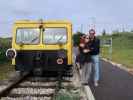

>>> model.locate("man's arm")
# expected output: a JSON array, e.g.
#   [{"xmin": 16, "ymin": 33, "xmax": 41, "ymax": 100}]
[
  {"xmin": 91, "ymin": 39, "xmax": 100, "ymax": 53},
  {"xmin": 83, "ymin": 49, "xmax": 90, "ymax": 53}
]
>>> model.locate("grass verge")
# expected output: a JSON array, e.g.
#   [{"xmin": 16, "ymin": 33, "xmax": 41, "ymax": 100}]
[
  {"xmin": 100, "ymin": 33, "xmax": 133, "ymax": 68},
  {"xmin": 0, "ymin": 62, "xmax": 15, "ymax": 80},
  {"xmin": 54, "ymin": 89, "xmax": 80, "ymax": 100}
]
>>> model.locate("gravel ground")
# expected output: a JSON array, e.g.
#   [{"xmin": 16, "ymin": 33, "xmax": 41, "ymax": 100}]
[
  {"xmin": 19, "ymin": 81, "xmax": 57, "ymax": 87},
  {"xmin": 10, "ymin": 88, "xmax": 55, "ymax": 95},
  {"xmin": 1, "ymin": 96, "xmax": 51, "ymax": 100},
  {"xmin": 0, "ymin": 59, "xmax": 89, "ymax": 100},
  {"xmin": 0, "ymin": 85, "xmax": 7, "ymax": 91},
  {"xmin": 0, "ymin": 80, "xmax": 12, "ymax": 91},
  {"xmin": 0, "ymin": 75, "xmax": 84, "ymax": 100}
]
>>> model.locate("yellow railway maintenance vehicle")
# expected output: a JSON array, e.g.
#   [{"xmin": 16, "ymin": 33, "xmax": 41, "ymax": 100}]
[{"xmin": 6, "ymin": 20, "xmax": 73, "ymax": 76}]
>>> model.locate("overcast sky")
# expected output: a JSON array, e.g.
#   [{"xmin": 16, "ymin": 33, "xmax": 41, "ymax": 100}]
[{"xmin": 0, "ymin": 0, "xmax": 133, "ymax": 37}]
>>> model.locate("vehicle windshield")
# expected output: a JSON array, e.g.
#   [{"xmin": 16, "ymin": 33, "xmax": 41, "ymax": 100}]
[
  {"xmin": 16, "ymin": 28, "xmax": 40, "ymax": 44},
  {"xmin": 43, "ymin": 28, "xmax": 67, "ymax": 44}
]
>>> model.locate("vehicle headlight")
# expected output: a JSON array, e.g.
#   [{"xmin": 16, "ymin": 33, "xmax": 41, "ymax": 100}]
[{"xmin": 6, "ymin": 48, "xmax": 17, "ymax": 59}]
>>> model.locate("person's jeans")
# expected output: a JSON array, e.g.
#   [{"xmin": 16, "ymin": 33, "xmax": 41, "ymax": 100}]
[{"xmin": 91, "ymin": 55, "xmax": 100, "ymax": 82}]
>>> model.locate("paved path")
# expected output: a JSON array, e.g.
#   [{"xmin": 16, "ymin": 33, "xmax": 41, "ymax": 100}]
[{"xmin": 90, "ymin": 60, "xmax": 133, "ymax": 100}]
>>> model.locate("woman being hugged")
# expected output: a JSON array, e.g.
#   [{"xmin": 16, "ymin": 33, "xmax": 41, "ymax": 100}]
[{"xmin": 79, "ymin": 35, "xmax": 92, "ymax": 85}]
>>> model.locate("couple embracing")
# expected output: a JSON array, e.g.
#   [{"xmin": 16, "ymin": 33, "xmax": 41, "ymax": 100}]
[{"xmin": 77, "ymin": 29, "xmax": 100, "ymax": 87}]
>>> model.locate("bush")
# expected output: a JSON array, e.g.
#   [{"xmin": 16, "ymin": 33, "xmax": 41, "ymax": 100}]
[{"xmin": 0, "ymin": 38, "xmax": 11, "ymax": 64}]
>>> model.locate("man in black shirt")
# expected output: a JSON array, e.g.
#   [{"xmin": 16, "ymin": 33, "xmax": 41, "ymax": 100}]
[{"xmin": 89, "ymin": 29, "xmax": 100, "ymax": 87}]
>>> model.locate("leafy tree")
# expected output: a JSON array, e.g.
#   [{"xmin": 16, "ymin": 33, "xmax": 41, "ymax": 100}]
[
  {"xmin": 0, "ymin": 38, "xmax": 11, "ymax": 63},
  {"xmin": 73, "ymin": 32, "xmax": 84, "ymax": 46}
]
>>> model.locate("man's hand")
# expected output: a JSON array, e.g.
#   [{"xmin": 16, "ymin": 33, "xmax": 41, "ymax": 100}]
[
  {"xmin": 79, "ymin": 43, "xmax": 85, "ymax": 48},
  {"xmin": 83, "ymin": 49, "xmax": 90, "ymax": 53}
]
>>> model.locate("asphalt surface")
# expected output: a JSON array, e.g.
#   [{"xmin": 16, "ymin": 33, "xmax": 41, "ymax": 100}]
[{"xmin": 90, "ymin": 60, "xmax": 133, "ymax": 100}]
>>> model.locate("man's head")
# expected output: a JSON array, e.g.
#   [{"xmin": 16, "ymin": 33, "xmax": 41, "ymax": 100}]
[{"xmin": 89, "ymin": 29, "xmax": 95, "ymax": 40}]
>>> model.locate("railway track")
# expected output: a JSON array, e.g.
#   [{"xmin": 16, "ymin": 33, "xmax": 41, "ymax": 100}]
[
  {"xmin": 0, "ymin": 62, "xmax": 95, "ymax": 100},
  {"xmin": 0, "ymin": 72, "xmax": 74, "ymax": 100}
]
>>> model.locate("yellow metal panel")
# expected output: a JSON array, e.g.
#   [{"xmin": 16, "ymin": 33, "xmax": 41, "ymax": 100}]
[
  {"xmin": 12, "ymin": 20, "xmax": 72, "ymax": 65},
  {"xmin": 15, "ymin": 20, "xmax": 71, "ymax": 24},
  {"xmin": 66, "ymin": 24, "xmax": 72, "ymax": 64},
  {"xmin": 12, "ymin": 59, "xmax": 15, "ymax": 65},
  {"xmin": 13, "ymin": 45, "xmax": 67, "ymax": 50}
]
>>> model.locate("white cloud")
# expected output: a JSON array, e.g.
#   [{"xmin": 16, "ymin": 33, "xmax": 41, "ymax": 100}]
[{"xmin": 11, "ymin": 0, "xmax": 30, "ymax": 10}]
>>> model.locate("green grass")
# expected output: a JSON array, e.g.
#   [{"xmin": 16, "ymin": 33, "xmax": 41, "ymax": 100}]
[
  {"xmin": 55, "ymin": 93, "xmax": 80, "ymax": 100},
  {"xmin": 0, "ymin": 63, "xmax": 15, "ymax": 80},
  {"xmin": 100, "ymin": 32, "xmax": 133, "ymax": 68},
  {"xmin": 54, "ymin": 85, "xmax": 81, "ymax": 100},
  {"xmin": 54, "ymin": 90, "xmax": 80, "ymax": 100}
]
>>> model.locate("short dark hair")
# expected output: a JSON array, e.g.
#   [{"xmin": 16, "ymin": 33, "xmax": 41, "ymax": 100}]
[{"xmin": 89, "ymin": 29, "xmax": 95, "ymax": 34}]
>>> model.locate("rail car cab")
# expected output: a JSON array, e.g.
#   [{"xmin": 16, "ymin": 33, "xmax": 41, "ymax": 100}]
[{"xmin": 6, "ymin": 20, "xmax": 73, "ymax": 76}]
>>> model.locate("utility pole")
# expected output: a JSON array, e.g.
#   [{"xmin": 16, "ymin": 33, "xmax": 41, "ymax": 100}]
[
  {"xmin": 122, "ymin": 24, "xmax": 125, "ymax": 32},
  {"xmin": 81, "ymin": 24, "xmax": 83, "ymax": 33},
  {"xmin": 88, "ymin": 17, "xmax": 96, "ymax": 30}
]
